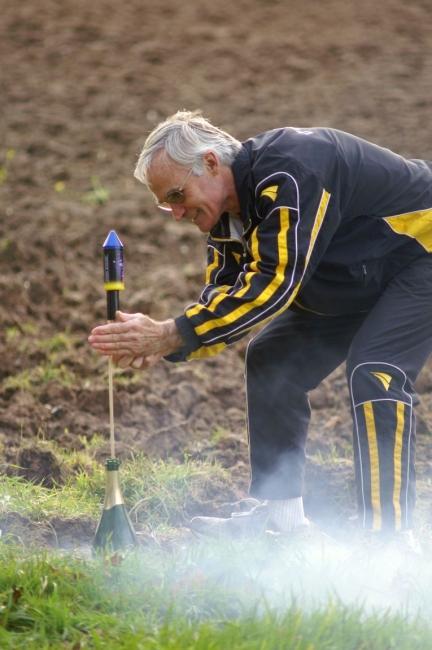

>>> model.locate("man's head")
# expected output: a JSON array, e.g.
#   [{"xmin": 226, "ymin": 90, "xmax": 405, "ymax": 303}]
[{"xmin": 134, "ymin": 110, "xmax": 242, "ymax": 232}]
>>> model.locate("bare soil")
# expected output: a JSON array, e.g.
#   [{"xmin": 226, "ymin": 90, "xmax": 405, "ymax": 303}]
[{"xmin": 1, "ymin": 0, "xmax": 431, "ymax": 545}]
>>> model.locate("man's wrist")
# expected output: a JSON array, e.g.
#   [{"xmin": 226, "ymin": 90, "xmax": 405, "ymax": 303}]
[{"xmin": 162, "ymin": 319, "xmax": 183, "ymax": 354}]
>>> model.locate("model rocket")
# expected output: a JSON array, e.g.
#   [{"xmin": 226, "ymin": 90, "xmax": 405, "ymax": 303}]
[
  {"xmin": 93, "ymin": 230, "xmax": 138, "ymax": 553},
  {"xmin": 103, "ymin": 230, "xmax": 125, "ymax": 321}
]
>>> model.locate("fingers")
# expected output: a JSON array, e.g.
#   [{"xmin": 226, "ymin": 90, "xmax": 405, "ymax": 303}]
[
  {"xmin": 131, "ymin": 356, "xmax": 145, "ymax": 369},
  {"xmin": 88, "ymin": 313, "xmax": 172, "ymax": 359},
  {"xmin": 114, "ymin": 354, "xmax": 160, "ymax": 370},
  {"xmin": 135, "ymin": 354, "xmax": 162, "ymax": 369},
  {"xmin": 88, "ymin": 316, "xmax": 143, "ymax": 354},
  {"xmin": 116, "ymin": 355, "xmax": 145, "ymax": 369},
  {"xmin": 90, "ymin": 311, "xmax": 148, "ymax": 335},
  {"xmin": 115, "ymin": 354, "xmax": 134, "ymax": 368},
  {"xmin": 90, "ymin": 337, "xmax": 138, "ymax": 351},
  {"xmin": 113, "ymin": 353, "xmax": 142, "ymax": 369},
  {"xmin": 89, "ymin": 313, "xmax": 152, "ymax": 343},
  {"xmin": 89, "ymin": 321, "xmax": 136, "ymax": 337},
  {"xmin": 116, "ymin": 310, "xmax": 143, "ymax": 322}
]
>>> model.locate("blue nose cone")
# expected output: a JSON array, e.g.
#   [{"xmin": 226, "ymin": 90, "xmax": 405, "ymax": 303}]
[{"xmin": 103, "ymin": 230, "xmax": 123, "ymax": 249}]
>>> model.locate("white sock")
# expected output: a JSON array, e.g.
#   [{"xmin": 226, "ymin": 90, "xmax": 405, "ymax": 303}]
[{"xmin": 267, "ymin": 497, "xmax": 309, "ymax": 532}]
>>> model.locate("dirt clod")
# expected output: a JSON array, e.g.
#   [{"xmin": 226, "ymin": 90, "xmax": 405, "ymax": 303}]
[{"xmin": 14, "ymin": 446, "xmax": 66, "ymax": 488}]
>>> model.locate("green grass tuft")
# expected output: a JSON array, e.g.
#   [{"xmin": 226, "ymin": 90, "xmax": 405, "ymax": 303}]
[
  {"xmin": 82, "ymin": 177, "xmax": 110, "ymax": 205},
  {"xmin": 3, "ymin": 364, "xmax": 76, "ymax": 392},
  {"xmin": 1, "ymin": 454, "xmax": 232, "ymax": 527},
  {"xmin": 0, "ymin": 546, "xmax": 431, "ymax": 649}
]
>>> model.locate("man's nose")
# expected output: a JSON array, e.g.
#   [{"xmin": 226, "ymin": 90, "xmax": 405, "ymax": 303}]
[{"xmin": 171, "ymin": 204, "xmax": 187, "ymax": 221}]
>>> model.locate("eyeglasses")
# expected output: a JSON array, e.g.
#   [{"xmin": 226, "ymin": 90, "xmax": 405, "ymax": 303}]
[{"xmin": 157, "ymin": 167, "xmax": 194, "ymax": 212}]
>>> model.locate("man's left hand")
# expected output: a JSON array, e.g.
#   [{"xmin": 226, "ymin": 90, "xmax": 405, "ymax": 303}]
[{"xmin": 88, "ymin": 311, "xmax": 183, "ymax": 360}]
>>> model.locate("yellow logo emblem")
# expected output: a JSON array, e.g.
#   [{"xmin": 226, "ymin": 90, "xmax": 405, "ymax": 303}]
[
  {"xmin": 371, "ymin": 372, "xmax": 392, "ymax": 391},
  {"xmin": 260, "ymin": 185, "xmax": 278, "ymax": 201}
]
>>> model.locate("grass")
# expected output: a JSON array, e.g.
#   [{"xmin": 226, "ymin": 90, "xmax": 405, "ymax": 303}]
[
  {"xmin": 0, "ymin": 148, "xmax": 15, "ymax": 185},
  {"xmin": 0, "ymin": 543, "xmax": 431, "ymax": 649},
  {"xmin": 5, "ymin": 323, "xmax": 39, "ymax": 346},
  {"xmin": 4, "ymin": 326, "xmax": 73, "ymax": 353},
  {"xmin": 2, "ymin": 329, "xmax": 80, "ymax": 393},
  {"xmin": 82, "ymin": 176, "xmax": 110, "ymax": 206},
  {"xmin": 2, "ymin": 326, "xmax": 140, "ymax": 394},
  {"xmin": 3, "ymin": 364, "xmax": 76, "ymax": 392},
  {"xmin": 1, "ymin": 451, "xmax": 432, "ymax": 647},
  {"xmin": 1, "ymin": 450, "xmax": 233, "ymax": 527}
]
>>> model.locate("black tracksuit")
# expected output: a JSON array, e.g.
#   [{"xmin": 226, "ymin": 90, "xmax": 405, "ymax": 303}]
[{"xmin": 170, "ymin": 127, "xmax": 432, "ymax": 532}]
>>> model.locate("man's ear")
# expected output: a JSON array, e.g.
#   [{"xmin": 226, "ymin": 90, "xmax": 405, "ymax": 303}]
[{"xmin": 203, "ymin": 151, "xmax": 219, "ymax": 174}]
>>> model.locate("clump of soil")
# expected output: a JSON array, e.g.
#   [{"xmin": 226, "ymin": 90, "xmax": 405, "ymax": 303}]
[
  {"xmin": 0, "ymin": 512, "xmax": 57, "ymax": 548},
  {"xmin": 12, "ymin": 445, "xmax": 67, "ymax": 488}
]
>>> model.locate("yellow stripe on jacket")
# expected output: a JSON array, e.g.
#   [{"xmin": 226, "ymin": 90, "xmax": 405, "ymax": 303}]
[{"xmin": 194, "ymin": 208, "xmax": 290, "ymax": 336}]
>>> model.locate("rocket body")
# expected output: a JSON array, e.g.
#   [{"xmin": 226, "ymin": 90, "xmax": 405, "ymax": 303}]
[{"xmin": 103, "ymin": 230, "xmax": 124, "ymax": 321}]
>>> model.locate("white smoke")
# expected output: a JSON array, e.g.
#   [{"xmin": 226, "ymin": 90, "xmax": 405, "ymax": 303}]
[{"xmin": 162, "ymin": 528, "xmax": 432, "ymax": 622}]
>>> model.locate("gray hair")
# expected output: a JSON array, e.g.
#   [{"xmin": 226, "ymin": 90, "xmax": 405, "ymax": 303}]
[{"xmin": 134, "ymin": 110, "xmax": 242, "ymax": 185}]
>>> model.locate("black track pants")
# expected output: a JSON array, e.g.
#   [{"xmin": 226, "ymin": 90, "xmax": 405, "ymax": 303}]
[{"xmin": 246, "ymin": 255, "xmax": 432, "ymax": 531}]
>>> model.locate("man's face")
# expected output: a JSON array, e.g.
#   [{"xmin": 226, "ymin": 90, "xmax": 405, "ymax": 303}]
[{"xmin": 147, "ymin": 151, "xmax": 228, "ymax": 233}]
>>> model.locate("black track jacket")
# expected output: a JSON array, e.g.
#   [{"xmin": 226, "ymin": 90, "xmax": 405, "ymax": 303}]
[{"xmin": 171, "ymin": 128, "xmax": 432, "ymax": 361}]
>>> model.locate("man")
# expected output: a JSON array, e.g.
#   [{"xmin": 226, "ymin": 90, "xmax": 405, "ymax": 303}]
[{"xmin": 89, "ymin": 110, "xmax": 432, "ymax": 546}]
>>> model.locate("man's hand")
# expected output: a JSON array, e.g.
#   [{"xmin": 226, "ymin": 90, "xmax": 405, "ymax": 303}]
[
  {"xmin": 88, "ymin": 311, "xmax": 183, "ymax": 364},
  {"xmin": 113, "ymin": 353, "xmax": 162, "ymax": 370}
]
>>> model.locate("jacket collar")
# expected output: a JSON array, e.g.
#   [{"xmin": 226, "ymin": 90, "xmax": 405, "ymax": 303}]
[
  {"xmin": 231, "ymin": 143, "xmax": 253, "ymax": 230},
  {"xmin": 209, "ymin": 143, "xmax": 254, "ymax": 243},
  {"xmin": 209, "ymin": 212, "xmax": 244, "ymax": 243}
]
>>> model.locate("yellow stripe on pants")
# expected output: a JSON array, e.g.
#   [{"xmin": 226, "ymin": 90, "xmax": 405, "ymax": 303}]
[
  {"xmin": 393, "ymin": 401, "xmax": 405, "ymax": 531},
  {"xmin": 363, "ymin": 401, "xmax": 382, "ymax": 530}
]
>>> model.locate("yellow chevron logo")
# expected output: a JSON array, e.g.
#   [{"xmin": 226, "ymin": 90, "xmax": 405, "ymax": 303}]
[
  {"xmin": 371, "ymin": 371, "xmax": 392, "ymax": 391},
  {"xmin": 260, "ymin": 185, "xmax": 278, "ymax": 201}
]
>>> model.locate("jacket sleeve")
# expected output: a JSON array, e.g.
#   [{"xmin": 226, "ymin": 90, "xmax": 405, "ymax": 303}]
[
  {"xmin": 171, "ymin": 169, "xmax": 337, "ymax": 361},
  {"xmin": 164, "ymin": 239, "xmax": 244, "ymax": 362}
]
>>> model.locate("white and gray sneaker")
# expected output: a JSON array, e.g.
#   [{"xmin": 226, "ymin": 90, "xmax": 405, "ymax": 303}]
[
  {"xmin": 189, "ymin": 502, "xmax": 271, "ymax": 538},
  {"xmin": 189, "ymin": 501, "xmax": 322, "ymax": 541}
]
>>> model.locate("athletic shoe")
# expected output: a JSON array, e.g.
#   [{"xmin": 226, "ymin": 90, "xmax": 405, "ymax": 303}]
[
  {"xmin": 189, "ymin": 501, "xmax": 270, "ymax": 538},
  {"xmin": 189, "ymin": 502, "xmax": 330, "ymax": 544}
]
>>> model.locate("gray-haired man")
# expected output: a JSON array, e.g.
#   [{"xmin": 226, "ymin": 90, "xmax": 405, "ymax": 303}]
[{"xmin": 89, "ymin": 110, "xmax": 432, "ymax": 550}]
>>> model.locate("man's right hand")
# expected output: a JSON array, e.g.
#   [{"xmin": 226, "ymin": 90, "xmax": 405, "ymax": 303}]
[{"xmin": 113, "ymin": 353, "xmax": 162, "ymax": 370}]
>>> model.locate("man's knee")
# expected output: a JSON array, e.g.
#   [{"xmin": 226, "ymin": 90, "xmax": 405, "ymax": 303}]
[{"xmin": 347, "ymin": 359, "xmax": 413, "ymax": 405}]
